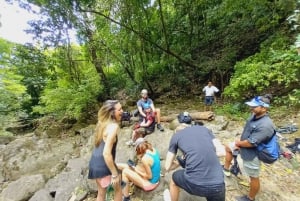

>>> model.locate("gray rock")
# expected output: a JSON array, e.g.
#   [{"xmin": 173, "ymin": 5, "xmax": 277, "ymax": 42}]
[
  {"xmin": 1, "ymin": 174, "xmax": 45, "ymax": 201},
  {"xmin": 29, "ymin": 189, "xmax": 54, "ymax": 201}
]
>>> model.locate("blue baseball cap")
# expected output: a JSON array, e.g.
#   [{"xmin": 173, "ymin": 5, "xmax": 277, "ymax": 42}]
[{"xmin": 245, "ymin": 96, "xmax": 270, "ymax": 108}]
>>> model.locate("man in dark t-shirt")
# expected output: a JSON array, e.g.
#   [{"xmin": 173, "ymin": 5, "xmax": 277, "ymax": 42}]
[{"xmin": 164, "ymin": 125, "xmax": 225, "ymax": 201}]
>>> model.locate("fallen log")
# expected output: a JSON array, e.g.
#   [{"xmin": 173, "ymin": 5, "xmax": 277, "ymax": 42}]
[
  {"xmin": 128, "ymin": 111, "xmax": 214, "ymax": 123},
  {"xmin": 160, "ymin": 111, "xmax": 215, "ymax": 122}
]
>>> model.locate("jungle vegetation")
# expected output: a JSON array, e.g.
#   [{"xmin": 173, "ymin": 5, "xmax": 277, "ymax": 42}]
[{"xmin": 1, "ymin": 0, "xmax": 300, "ymax": 132}]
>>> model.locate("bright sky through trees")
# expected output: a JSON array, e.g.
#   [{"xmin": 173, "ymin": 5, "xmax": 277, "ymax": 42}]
[{"xmin": 0, "ymin": 1, "xmax": 39, "ymax": 44}]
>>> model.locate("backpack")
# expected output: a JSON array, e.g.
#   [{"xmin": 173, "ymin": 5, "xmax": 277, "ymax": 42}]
[
  {"xmin": 178, "ymin": 112, "xmax": 192, "ymax": 124},
  {"xmin": 257, "ymin": 131, "xmax": 280, "ymax": 164},
  {"xmin": 121, "ymin": 111, "xmax": 132, "ymax": 121}
]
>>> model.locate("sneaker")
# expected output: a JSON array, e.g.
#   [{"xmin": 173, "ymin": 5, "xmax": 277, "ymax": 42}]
[
  {"xmin": 235, "ymin": 195, "xmax": 254, "ymax": 201},
  {"xmin": 157, "ymin": 124, "xmax": 164, "ymax": 131},
  {"xmin": 123, "ymin": 196, "xmax": 131, "ymax": 201},
  {"xmin": 222, "ymin": 165, "xmax": 231, "ymax": 177},
  {"xmin": 163, "ymin": 189, "xmax": 171, "ymax": 201},
  {"xmin": 126, "ymin": 140, "xmax": 134, "ymax": 146}
]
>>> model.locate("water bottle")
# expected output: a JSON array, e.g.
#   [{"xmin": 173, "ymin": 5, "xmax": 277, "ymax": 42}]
[
  {"xmin": 105, "ymin": 181, "xmax": 126, "ymax": 201},
  {"xmin": 105, "ymin": 184, "xmax": 114, "ymax": 201}
]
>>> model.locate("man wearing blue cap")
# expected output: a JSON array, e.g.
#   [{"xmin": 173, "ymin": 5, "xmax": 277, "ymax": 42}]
[{"xmin": 223, "ymin": 94, "xmax": 275, "ymax": 201}]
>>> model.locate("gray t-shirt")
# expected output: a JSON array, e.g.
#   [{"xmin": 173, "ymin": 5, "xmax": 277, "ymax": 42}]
[
  {"xmin": 137, "ymin": 98, "xmax": 153, "ymax": 110},
  {"xmin": 168, "ymin": 125, "xmax": 224, "ymax": 185},
  {"xmin": 240, "ymin": 114, "xmax": 275, "ymax": 161}
]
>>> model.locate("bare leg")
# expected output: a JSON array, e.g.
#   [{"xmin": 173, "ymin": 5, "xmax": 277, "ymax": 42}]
[
  {"xmin": 117, "ymin": 163, "xmax": 130, "ymax": 171},
  {"xmin": 155, "ymin": 108, "xmax": 161, "ymax": 124},
  {"xmin": 224, "ymin": 145, "xmax": 233, "ymax": 170},
  {"xmin": 122, "ymin": 167, "xmax": 150, "ymax": 197},
  {"xmin": 95, "ymin": 179, "xmax": 107, "ymax": 201},
  {"xmin": 248, "ymin": 176, "xmax": 260, "ymax": 200},
  {"xmin": 169, "ymin": 177, "xmax": 180, "ymax": 201},
  {"xmin": 131, "ymin": 130, "xmax": 137, "ymax": 142},
  {"xmin": 113, "ymin": 181, "xmax": 123, "ymax": 201}
]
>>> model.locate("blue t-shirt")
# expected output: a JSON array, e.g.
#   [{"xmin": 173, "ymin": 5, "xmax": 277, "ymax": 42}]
[{"xmin": 168, "ymin": 125, "xmax": 224, "ymax": 186}]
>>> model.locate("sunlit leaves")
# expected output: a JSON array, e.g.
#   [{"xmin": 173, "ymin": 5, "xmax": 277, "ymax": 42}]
[
  {"xmin": 224, "ymin": 35, "xmax": 300, "ymax": 106},
  {"xmin": 33, "ymin": 58, "xmax": 102, "ymax": 118}
]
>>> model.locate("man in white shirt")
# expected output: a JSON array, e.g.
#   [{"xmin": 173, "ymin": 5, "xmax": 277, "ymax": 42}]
[{"xmin": 202, "ymin": 81, "xmax": 219, "ymax": 111}]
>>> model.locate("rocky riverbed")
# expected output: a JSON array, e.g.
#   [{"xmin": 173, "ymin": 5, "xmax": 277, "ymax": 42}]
[{"xmin": 0, "ymin": 109, "xmax": 300, "ymax": 201}]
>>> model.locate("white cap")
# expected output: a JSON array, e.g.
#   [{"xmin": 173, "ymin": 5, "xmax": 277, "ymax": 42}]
[
  {"xmin": 141, "ymin": 89, "xmax": 148, "ymax": 94},
  {"xmin": 135, "ymin": 137, "xmax": 146, "ymax": 150}
]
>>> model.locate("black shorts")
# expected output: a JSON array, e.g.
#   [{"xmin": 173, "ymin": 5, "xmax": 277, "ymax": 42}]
[{"xmin": 172, "ymin": 169, "xmax": 225, "ymax": 201}]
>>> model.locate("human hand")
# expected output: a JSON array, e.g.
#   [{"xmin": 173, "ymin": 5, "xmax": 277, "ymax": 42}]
[
  {"xmin": 134, "ymin": 123, "xmax": 140, "ymax": 130},
  {"xmin": 111, "ymin": 174, "xmax": 120, "ymax": 187},
  {"xmin": 234, "ymin": 140, "xmax": 241, "ymax": 148}
]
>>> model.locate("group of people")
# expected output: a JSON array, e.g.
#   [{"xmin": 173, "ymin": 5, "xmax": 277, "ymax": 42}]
[{"xmin": 88, "ymin": 87, "xmax": 275, "ymax": 201}]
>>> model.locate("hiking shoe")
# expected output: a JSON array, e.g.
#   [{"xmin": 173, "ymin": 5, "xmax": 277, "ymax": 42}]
[
  {"xmin": 163, "ymin": 189, "xmax": 171, "ymax": 201},
  {"xmin": 123, "ymin": 196, "xmax": 131, "ymax": 201},
  {"xmin": 235, "ymin": 195, "xmax": 254, "ymax": 201},
  {"xmin": 157, "ymin": 124, "xmax": 164, "ymax": 131},
  {"xmin": 222, "ymin": 166, "xmax": 231, "ymax": 177},
  {"xmin": 126, "ymin": 140, "xmax": 134, "ymax": 146}
]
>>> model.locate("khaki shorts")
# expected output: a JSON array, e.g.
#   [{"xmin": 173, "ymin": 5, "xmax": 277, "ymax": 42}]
[
  {"xmin": 243, "ymin": 157, "xmax": 261, "ymax": 178},
  {"xmin": 136, "ymin": 127, "xmax": 154, "ymax": 136}
]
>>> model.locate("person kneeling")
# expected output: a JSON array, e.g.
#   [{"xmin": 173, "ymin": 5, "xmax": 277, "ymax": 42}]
[{"xmin": 118, "ymin": 138, "xmax": 161, "ymax": 201}]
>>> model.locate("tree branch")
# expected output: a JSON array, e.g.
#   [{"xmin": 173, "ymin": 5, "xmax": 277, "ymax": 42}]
[{"xmin": 77, "ymin": 6, "xmax": 200, "ymax": 69}]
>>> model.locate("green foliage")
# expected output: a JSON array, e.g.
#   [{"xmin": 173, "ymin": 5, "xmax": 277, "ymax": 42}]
[
  {"xmin": 33, "ymin": 61, "xmax": 102, "ymax": 119},
  {"xmin": 215, "ymin": 103, "xmax": 249, "ymax": 121},
  {"xmin": 273, "ymin": 89, "xmax": 300, "ymax": 108},
  {"xmin": 3, "ymin": 0, "xmax": 300, "ymax": 124},
  {"xmin": 0, "ymin": 39, "xmax": 27, "ymax": 114},
  {"xmin": 0, "ymin": 70, "xmax": 27, "ymax": 113},
  {"xmin": 223, "ymin": 35, "xmax": 300, "ymax": 106},
  {"xmin": 10, "ymin": 44, "xmax": 50, "ymax": 113}
]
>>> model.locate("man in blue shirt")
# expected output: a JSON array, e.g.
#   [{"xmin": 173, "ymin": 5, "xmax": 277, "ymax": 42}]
[{"xmin": 136, "ymin": 89, "xmax": 164, "ymax": 131}]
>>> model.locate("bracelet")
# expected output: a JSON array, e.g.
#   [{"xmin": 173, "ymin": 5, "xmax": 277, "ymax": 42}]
[{"xmin": 112, "ymin": 174, "xmax": 118, "ymax": 179}]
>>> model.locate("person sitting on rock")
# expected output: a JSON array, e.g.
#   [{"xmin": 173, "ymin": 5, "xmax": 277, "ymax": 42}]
[
  {"xmin": 137, "ymin": 89, "xmax": 164, "ymax": 131},
  {"xmin": 126, "ymin": 107, "xmax": 156, "ymax": 146},
  {"xmin": 118, "ymin": 138, "xmax": 161, "ymax": 201}
]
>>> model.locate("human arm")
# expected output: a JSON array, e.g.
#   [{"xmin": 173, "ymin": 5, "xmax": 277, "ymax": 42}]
[
  {"xmin": 237, "ymin": 118, "xmax": 274, "ymax": 148},
  {"xmin": 137, "ymin": 105, "xmax": 146, "ymax": 118},
  {"xmin": 235, "ymin": 139, "xmax": 253, "ymax": 148},
  {"xmin": 103, "ymin": 123, "xmax": 120, "ymax": 182},
  {"xmin": 134, "ymin": 156, "xmax": 153, "ymax": 180},
  {"xmin": 213, "ymin": 86, "xmax": 219, "ymax": 93},
  {"xmin": 139, "ymin": 113, "xmax": 154, "ymax": 127},
  {"xmin": 165, "ymin": 151, "xmax": 176, "ymax": 172}
]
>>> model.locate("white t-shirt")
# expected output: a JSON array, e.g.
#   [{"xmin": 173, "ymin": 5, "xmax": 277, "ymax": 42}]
[{"xmin": 203, "ymin": 86, "xmax": 219, "ymax": 96}]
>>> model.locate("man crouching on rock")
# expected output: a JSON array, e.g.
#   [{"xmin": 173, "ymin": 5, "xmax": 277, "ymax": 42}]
[{"xmin": 163, "ymin": 124, "xmax": 225, "ymax": 201}]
